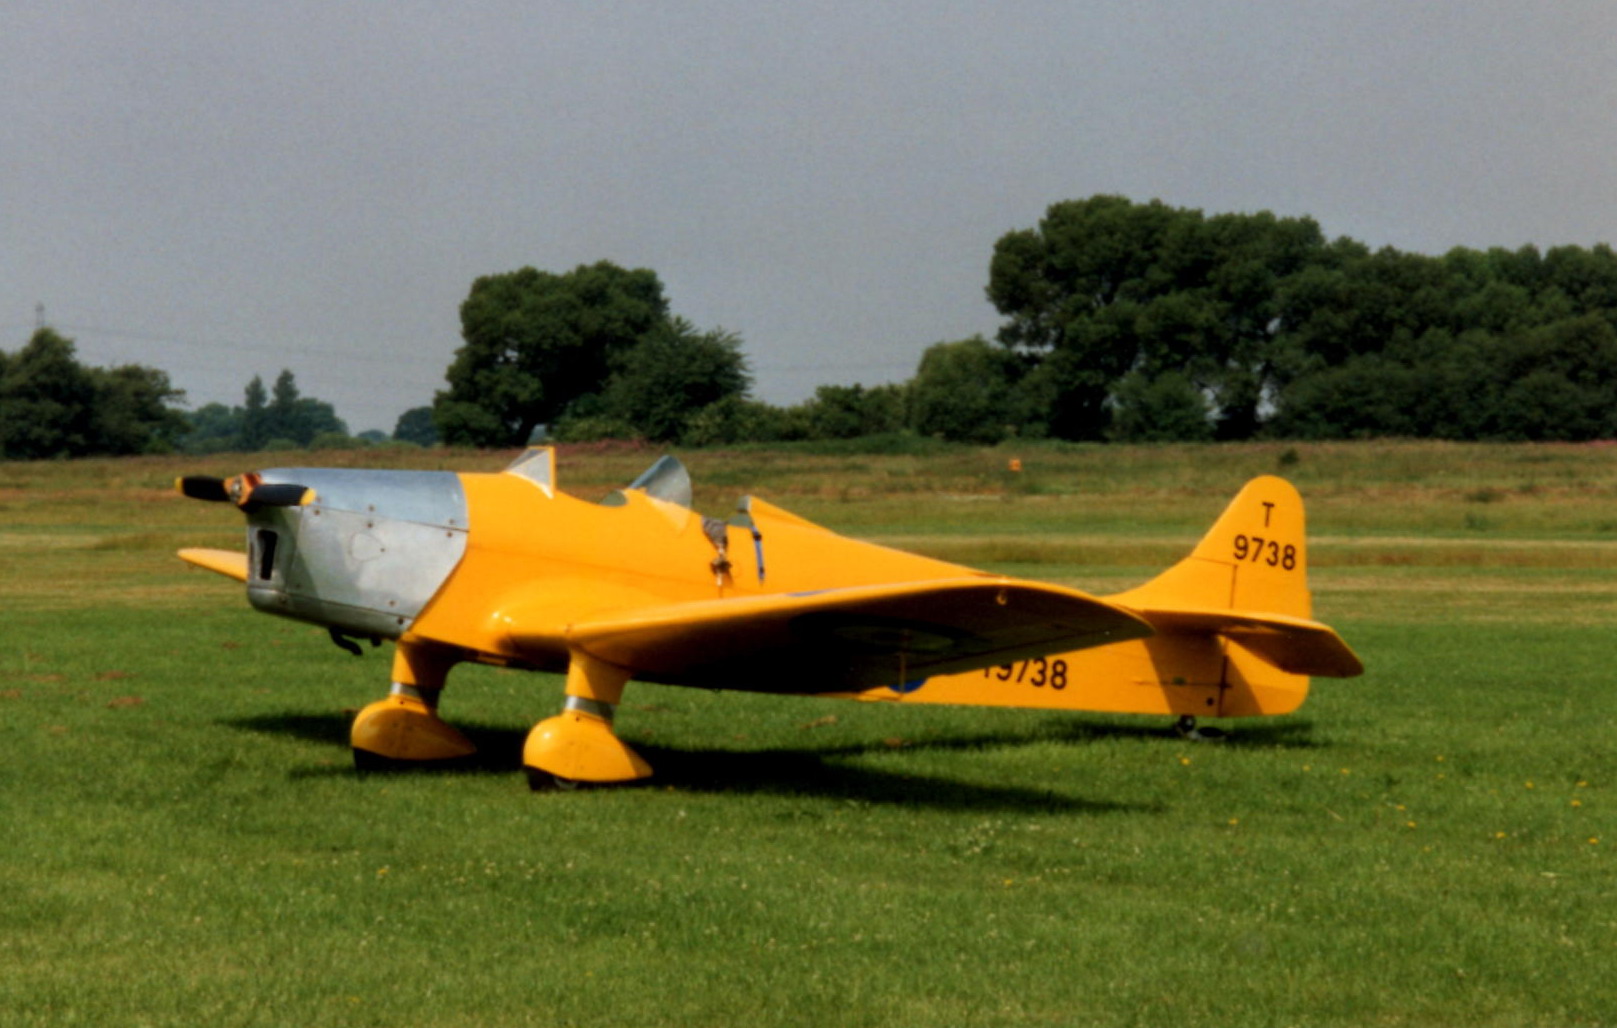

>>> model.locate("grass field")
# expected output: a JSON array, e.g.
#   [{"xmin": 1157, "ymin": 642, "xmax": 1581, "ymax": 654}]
[{"xmin": 2, "ymin": 440, "xmax": 1613, "ymax": 1027}]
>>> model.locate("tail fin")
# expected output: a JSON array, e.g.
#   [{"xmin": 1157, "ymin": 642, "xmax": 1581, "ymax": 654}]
[{"xmin": 1111, "ymin": 476, "xmax": 1362, "ymax": 680}]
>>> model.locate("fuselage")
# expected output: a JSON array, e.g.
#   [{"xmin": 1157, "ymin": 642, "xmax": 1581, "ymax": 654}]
[{"xmin": 236, "ymin": 460, "xmax": 1325, "ymax": 721}]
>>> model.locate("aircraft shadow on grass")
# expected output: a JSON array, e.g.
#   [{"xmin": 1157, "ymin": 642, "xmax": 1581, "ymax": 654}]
[{"xmin": 224, "ymin": 710, "xmax": 1318, "ymax": 815}]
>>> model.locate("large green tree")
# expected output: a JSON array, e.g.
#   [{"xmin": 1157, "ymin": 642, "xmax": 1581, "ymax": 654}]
[
  {"xmin": 906, "ymin": 336, "xmax": 1028, "ymax": 443},
  {"xmin": 434, "ymin": 262, "xmax": 670, "ymax": 446},
  {"xmin": 88, "ymin": 364, "xmax": 189, "ymax": 455},
  {"xmin": 593, "ymin": 318, "xmax": 751, "ymax": 443},
  {"xmin": 0, "ymin": 328, "xmax": 185, "ymax": 458},
  {"xmin": 392, "ymin": 406, "xmax": 439, "ymax": 446},
  {"xmin": 0, "ymin": 328, "xmax": 97, "ymax": 458},
  {"xmin": 1268, "ymin": 241, "xmax": 1617, "ymax": 439},
  {"xmin": 987, "ymin": 196, "xmax": 1332, "ymax": 440},
  {"xmin": 988, "ymin": 196, "xmax": 1182, "ymax": 439},
  {"xmin": 986, "ymin": 195, "xmax": 1617, "ymax": 442}
]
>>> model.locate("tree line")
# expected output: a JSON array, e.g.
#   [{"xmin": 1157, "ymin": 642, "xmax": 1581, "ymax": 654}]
[
  {"xmin": 982, "ymin": 195, "xmax": 1617, "ymax": 442},
  {"xmin": 423, "ymin": 201, "xmax": 1617, "ymax": 447},
  {"xmin": 7, "ymin": 194, "xmax": 1617, "ymax": 459},
  {"xmin": 183, "ymin": 370, "xmax": 351, "ymax": 453},
  {"xmin": 0, "ymin": 329, "xmax": 367, "ymax": 458},
  {"xmin": 0, "ymin": 328, "xmax": 187, "ymax": 459}
]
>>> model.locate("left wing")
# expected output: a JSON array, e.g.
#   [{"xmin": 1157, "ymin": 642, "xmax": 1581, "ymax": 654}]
[
  {"xmin": 518, "ymin": 578, "xmax": 1154, "ymax": 694},
  {"xmin": 179, "ymin": 547, "xmax": 249, "ymax": 582}
]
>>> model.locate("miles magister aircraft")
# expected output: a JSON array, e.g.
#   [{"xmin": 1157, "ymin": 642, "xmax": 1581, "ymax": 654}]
[{"xmin": 176, "ymin": 449, "xmax": 1362, "ymax": 788}]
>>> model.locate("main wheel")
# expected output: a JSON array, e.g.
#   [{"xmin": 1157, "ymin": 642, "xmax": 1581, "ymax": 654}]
[{"xmin": 526, "ymin": 768, "xmax": 583, "ymax": 791}]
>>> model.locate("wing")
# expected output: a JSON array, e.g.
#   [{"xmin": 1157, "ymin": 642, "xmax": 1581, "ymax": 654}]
[
  {"xmin": 519, "ymin": 578, "xmax": 1154, "ymax": 694},
  {"xmin": 179, "ymin": 547, "xmax": 249, "ymax": 582}
]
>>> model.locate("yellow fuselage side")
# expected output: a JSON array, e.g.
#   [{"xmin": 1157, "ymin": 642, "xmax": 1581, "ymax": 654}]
[{"xmin": 863, "ymin": 636, "xmax": 1305, "ymax": 718}]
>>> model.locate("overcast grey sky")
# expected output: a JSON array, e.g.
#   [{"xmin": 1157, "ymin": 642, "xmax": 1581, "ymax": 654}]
[{"xmin": 5, "ymin": 2, "xmax": 1615, "ymax": 433}]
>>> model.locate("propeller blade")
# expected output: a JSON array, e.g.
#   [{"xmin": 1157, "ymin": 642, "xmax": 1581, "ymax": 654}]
[
  {"xmin": 248, "ymin": 483, "xmax": 314, "ymax": 508},
  {"xmin": 177, "ymin": 476, "xmax": 230, "ymax": 502}
]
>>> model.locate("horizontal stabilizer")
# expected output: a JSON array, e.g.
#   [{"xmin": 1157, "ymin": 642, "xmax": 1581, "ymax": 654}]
[
  {"xmin": 178, "ymin": 547, "xmax": 249, "ymax": 583},
  {"xmin": 1132, "ymin": 606, "xmax": 1363, "ymax": 678},
  {"xmin": 530, "ymin": 578, "xmax": 1155, "ymax": 693}
]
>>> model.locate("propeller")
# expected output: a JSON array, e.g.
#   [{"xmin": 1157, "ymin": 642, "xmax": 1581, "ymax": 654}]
[
  {"xmin": 175, "ymin": 474, "xmax": 314, "ymax": 511},
  {"xmin": 178, "ymin": 475, "xmax": 230, "ymax": 502}
]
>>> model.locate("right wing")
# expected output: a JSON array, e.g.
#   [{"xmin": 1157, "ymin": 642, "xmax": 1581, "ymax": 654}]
[{"xmin": 507, "ymin": 578, "xmax": 1154, "ymax": 694}]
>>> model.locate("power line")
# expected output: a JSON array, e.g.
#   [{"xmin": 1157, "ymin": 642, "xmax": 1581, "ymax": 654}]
[{"xmin": 49, "ymin": 320, "xmax": 451, "ymax": 373}]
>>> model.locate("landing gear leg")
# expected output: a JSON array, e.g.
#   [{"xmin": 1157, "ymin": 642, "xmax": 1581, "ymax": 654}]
[
  {"xmin": 351, "ymin": 642, "xmax": 476, "ymax": 769},
  {"xmin": 523, "ymin": 650, "xmax": 652, "ymax": 787}
]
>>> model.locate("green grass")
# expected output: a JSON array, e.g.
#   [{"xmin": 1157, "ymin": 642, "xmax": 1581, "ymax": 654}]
[{"xmin": 2, "ymin": 442, "xmax": 1614, "ymax": 1026}]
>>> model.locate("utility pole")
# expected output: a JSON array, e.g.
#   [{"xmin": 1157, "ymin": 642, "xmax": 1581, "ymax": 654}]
[{"xmin": 34, "ymin": 302, "xmax": 45, "ymax": 331}]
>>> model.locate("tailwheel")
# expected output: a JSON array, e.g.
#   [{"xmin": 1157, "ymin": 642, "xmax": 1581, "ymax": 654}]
[{"xmin": 1174, "ymin": 715, "xmax": 1227, "ymax": 742}]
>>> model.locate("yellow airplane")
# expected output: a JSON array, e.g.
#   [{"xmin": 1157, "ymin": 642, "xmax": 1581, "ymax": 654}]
[{"xmin": 176, "ymin": 449, "xmax": 1361, "ymax": 787}]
